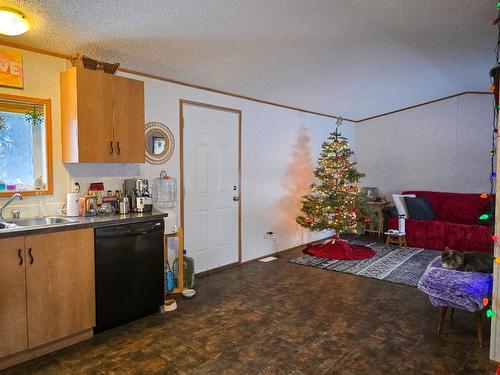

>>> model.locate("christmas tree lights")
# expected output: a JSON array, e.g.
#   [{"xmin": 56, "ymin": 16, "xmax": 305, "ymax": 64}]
[{"xmin": 296, "ymin": 118, "xmax": 365, "ymax": 233}]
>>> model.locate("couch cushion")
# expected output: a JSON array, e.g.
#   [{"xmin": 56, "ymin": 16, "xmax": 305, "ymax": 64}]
[
  {"xmin": 404, "ymin": 218, "xmax": 446, "ymax": 251},
  {"xmin": 402, "ymin": 191, "xmax": 491, "ymax": 225},
  {"xmin": 387, "ymin": 216, "xmax": 493, "ymax": 252},
  {"xmin": 404, "ymin": 196, "xmax": 434, "ymax": 220},
  {"xmin": 445, "ymin": 222, "xmax": 492, "ymax": 253}
]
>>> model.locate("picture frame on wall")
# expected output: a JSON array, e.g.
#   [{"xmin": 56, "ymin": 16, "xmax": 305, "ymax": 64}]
[
  {"xmin": 0, "ymin": 47, "xmax": 23, "ymax": 89},
  {"xmin": 153, "ymin": 136, "xmax": 166, "ymax": 155}
]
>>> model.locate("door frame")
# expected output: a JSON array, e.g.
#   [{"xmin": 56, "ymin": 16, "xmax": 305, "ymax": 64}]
[{"xmin": 179, "ymin": 99, "xmax": 242, "ymax": 265}]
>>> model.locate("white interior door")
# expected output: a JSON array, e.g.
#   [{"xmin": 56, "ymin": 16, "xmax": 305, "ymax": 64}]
[{"xmin": 183, "ymin": 103, "xmax": 240, "ymax": 273}]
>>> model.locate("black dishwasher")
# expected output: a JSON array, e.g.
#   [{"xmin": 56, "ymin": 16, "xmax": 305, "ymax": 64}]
[{"xmin": 94, "ymin": 219, "xmax": 164, "ymax": 333}]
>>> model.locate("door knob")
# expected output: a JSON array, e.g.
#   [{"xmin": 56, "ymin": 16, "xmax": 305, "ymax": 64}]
[{"xmin": 233, "ymin": 196, "xmax": 239, "ymax": 202}]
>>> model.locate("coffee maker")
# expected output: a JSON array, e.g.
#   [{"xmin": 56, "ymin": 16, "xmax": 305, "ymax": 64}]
[{"xmin": 124, "ymin": 179, "xmax": 153, "ymax": 212}]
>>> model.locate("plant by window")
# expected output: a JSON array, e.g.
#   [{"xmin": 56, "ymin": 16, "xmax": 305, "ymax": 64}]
[{"xmin": 25, "ymin": 108, "xmax": 44, "ymax": 127}]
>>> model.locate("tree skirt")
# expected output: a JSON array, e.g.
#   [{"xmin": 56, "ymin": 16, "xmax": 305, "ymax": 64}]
[{"xmin": 304, "ymin": 237, "xmax": 375, "ymax": 260}]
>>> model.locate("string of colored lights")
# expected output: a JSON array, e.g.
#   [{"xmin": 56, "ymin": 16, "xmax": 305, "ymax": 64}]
[{"xmin": 483, "ymin": 1, "xmax": 500, "ymax": 319}]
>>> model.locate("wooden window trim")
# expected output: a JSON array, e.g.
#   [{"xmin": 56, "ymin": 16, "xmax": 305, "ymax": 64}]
[{"xmin": 0, "ymin": 93, "xmax": 53, "ymax": 197}]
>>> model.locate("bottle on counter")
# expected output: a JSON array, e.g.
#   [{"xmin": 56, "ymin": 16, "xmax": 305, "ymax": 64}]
[
  {"xmin": 165, "ymin": 259, "xmax": 174, "ymax": 292},
  {"xmin": 173, "ymin": 249, "xmax": 195, "ymax": 289},
  {"xmin": 36, "ymin": 189, "xmax": 45, "ymax": 218}
]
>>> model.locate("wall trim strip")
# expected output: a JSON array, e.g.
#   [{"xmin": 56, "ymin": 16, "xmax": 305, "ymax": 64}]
[{"xmin": 357, "ymin": 91, "xmax": 492, "ymax": 123}]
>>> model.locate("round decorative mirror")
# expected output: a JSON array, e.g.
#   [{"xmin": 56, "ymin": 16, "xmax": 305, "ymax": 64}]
[{"xmin": 145, "ymin": 122, "xmax": 175, "ymax": 164}]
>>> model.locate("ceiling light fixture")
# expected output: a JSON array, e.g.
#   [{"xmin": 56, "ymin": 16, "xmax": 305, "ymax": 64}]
[{"xmin": 0, "ymin": 7, "xmax": 30, "ymax": 36}]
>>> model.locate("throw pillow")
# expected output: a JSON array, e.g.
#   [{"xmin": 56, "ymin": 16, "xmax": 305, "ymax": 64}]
[
  {"xmin": 392, "ymin": 194, "xmax": 416, "ymax": 218},
  {"xmin": 383, "ymin": 206, "xmax": 399, "ymax": 217},
  {"xmin": 404, "ymin": 196, "xmax": 434, "ymax": 220}
]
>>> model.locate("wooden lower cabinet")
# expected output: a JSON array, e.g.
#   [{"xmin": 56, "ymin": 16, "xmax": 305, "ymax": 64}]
[
  {"xmin": 25, "ymin": 228, "xmax": 95, "ymax": 347},
  {"xmin": 0, "ymin": 228, "xmax": 95, "ymax": 368},
  {"xmin": 0, "ymin": 237, "xmax": 28, "ymax": 358}
]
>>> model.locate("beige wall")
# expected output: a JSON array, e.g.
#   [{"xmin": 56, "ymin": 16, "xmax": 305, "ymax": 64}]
[{"xmin": 0, "ymin": 50, "xmax": 70, "ymax": 213}]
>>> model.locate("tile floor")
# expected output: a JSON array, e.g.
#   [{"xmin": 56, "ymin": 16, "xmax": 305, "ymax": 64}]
[{"xmin": 2, "ymin": 241, "xmax": 498, "ymax": 374}]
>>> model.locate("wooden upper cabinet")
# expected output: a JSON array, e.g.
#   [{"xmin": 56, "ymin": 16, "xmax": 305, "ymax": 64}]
[
  {"xmin": 113, "ymin": 75, "xmax": 146, "ymax": 163},
  {"xmin": 0, "ymin": 237, "xmax": 27, "ymax": 358},
  {"xmin": 60, "ymin": 67, "xmax": 145, "ymax": 163}
]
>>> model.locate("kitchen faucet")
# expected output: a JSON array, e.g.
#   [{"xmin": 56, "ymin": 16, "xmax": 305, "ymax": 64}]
[{"xmin": 0, "ymin": 193, "xmax": 23, "ymax": 220}]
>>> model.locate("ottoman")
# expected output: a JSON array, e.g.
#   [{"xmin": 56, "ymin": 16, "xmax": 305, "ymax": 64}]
[{"xmin": 418, "ymin": 257, "xmax": 493, "ymax": 347}]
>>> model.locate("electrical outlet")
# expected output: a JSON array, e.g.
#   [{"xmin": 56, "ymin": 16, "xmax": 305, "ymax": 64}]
[{"xmin": 265, "ymin": 231, "xmax": 276, "ymax": 238}]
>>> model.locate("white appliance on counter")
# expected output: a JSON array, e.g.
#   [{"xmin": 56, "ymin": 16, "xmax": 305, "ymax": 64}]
[{"xmin": 66, "ymin": 192, "xmax": 80, "ymax": 217}]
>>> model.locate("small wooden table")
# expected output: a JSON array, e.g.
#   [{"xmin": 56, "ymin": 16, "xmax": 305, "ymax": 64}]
[
  {"xmin": 385, "ymin": 232, "xmax": 407, "ymax": 247},
  {"xmin": 364, "ymin": 201, "xmax": 388, "ymax": 237}
]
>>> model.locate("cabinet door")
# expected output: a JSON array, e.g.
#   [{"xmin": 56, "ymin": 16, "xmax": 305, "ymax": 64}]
[
  {"xmin": 76, "ymin": 68, "xmax": 115, "ymax": 162},
  {"xmin": 25, "ymin": 229, "xmax": 95, "ymax": 348},
  {"xmin": 113, "ymin": 75, "xmax": 145, "ymax": 163},
  {"xmin": 0, "ymin": 237, "xmax": 27, "ymax": 358}
]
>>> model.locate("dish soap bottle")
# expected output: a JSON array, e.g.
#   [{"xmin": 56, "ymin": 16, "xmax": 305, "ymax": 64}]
[
  {"xmin": 165, "ymin": 260, "xmax": 174, "ymax": 292},
  {"xmin": 173, "ymin": 249, "xmax": 195, "ymax": 288}
]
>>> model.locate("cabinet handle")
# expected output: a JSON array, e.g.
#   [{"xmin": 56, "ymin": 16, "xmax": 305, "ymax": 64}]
[
  {"xmin": 110, "ymin": 141, "xmax": 114, "ymax": 154},
  {"xmin": 116, "ymin": 141, "xmax": 121, "ymax": 155},
  {"xmin": 18, "ymin": 249, "xmax": 23, "ymax": 265},
  {"xmin": 28, "ymin": 248, "xmax": 33, "ymax": 264}
]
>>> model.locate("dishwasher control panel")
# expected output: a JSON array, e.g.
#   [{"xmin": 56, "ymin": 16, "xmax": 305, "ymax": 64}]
[{"xmin": 95, "ymin": 220, "xmax": 164, "ymax": 238}]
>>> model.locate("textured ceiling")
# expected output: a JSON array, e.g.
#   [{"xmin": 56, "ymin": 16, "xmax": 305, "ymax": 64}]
[{"xmin": 0, "ymin": 0, "xmax": 496, "ymax": 119}]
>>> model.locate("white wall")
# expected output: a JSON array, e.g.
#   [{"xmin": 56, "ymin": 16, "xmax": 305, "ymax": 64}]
[
  {"xmin": 356, "ymin": 93, "xmax": 492, "ymax": 200},
  {"xmin": 0, "ymin": 48, "xmax": 357, "ymax": 263}
]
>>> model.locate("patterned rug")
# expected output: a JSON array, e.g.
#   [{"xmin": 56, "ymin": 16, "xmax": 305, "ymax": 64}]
[{"xmin": 290, "ymin": 239, "xmax": 441, "ymax": 287}]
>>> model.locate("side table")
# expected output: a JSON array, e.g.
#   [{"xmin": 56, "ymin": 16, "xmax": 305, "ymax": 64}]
[{"xmin": 364, "ymin": 201, "xmax": 388, "ymax": 237}]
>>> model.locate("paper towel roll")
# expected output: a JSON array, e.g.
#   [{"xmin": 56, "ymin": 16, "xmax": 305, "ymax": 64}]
[{"xmin": 66, "ymin": 193, "xmax": 80, "ymax": 217}]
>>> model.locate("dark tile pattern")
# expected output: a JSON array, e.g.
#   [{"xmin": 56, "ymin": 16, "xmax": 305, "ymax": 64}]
[{"xmin": 2, "ymin": 239, "xmax": 497, "ymax": 374}]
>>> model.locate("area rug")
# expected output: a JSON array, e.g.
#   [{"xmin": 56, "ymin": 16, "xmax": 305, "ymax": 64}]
[{"xmin": 290, "ymin": 239, "xmax": 440, "ymax": 287}]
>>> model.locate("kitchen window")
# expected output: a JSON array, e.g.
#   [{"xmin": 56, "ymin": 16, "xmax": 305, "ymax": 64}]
[{"xmin": 0, "ymin": 93, "xmax": 52, "ymax": 196}]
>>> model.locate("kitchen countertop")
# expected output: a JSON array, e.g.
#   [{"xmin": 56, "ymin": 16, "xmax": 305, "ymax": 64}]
[{"xmin": 0, "ymin": 211, "xmax": 168, "ymax": 238}]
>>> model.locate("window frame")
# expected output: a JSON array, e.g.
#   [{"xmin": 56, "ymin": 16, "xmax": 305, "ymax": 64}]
[{"xmin": 0, "ymin": 92, "xmax": 53, "ymax": 197}]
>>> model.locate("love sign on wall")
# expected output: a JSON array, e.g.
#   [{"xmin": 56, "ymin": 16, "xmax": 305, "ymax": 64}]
[{"xmin": 0, "ymin": 47, "xmax": 23, "ymax": 89}]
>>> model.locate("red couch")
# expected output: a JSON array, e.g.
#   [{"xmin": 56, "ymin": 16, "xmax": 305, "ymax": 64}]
[{"xmin": 387, "ymin": 191, "xmax": 493, "ymax": 252}]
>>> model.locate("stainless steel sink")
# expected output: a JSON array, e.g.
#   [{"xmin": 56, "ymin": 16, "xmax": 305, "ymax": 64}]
[
  {"xmin": 0, "ymin": 222, "xmax": 19, "ymax": 229},
  {"xmin": 11, "ymin": 217, "xmax": 77, "ymax": 227}
]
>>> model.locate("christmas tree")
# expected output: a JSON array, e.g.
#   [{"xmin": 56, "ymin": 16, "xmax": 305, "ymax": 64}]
[{"xmin": 297, "ymin": 118, "xmax": 366, "ymax": 233}]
